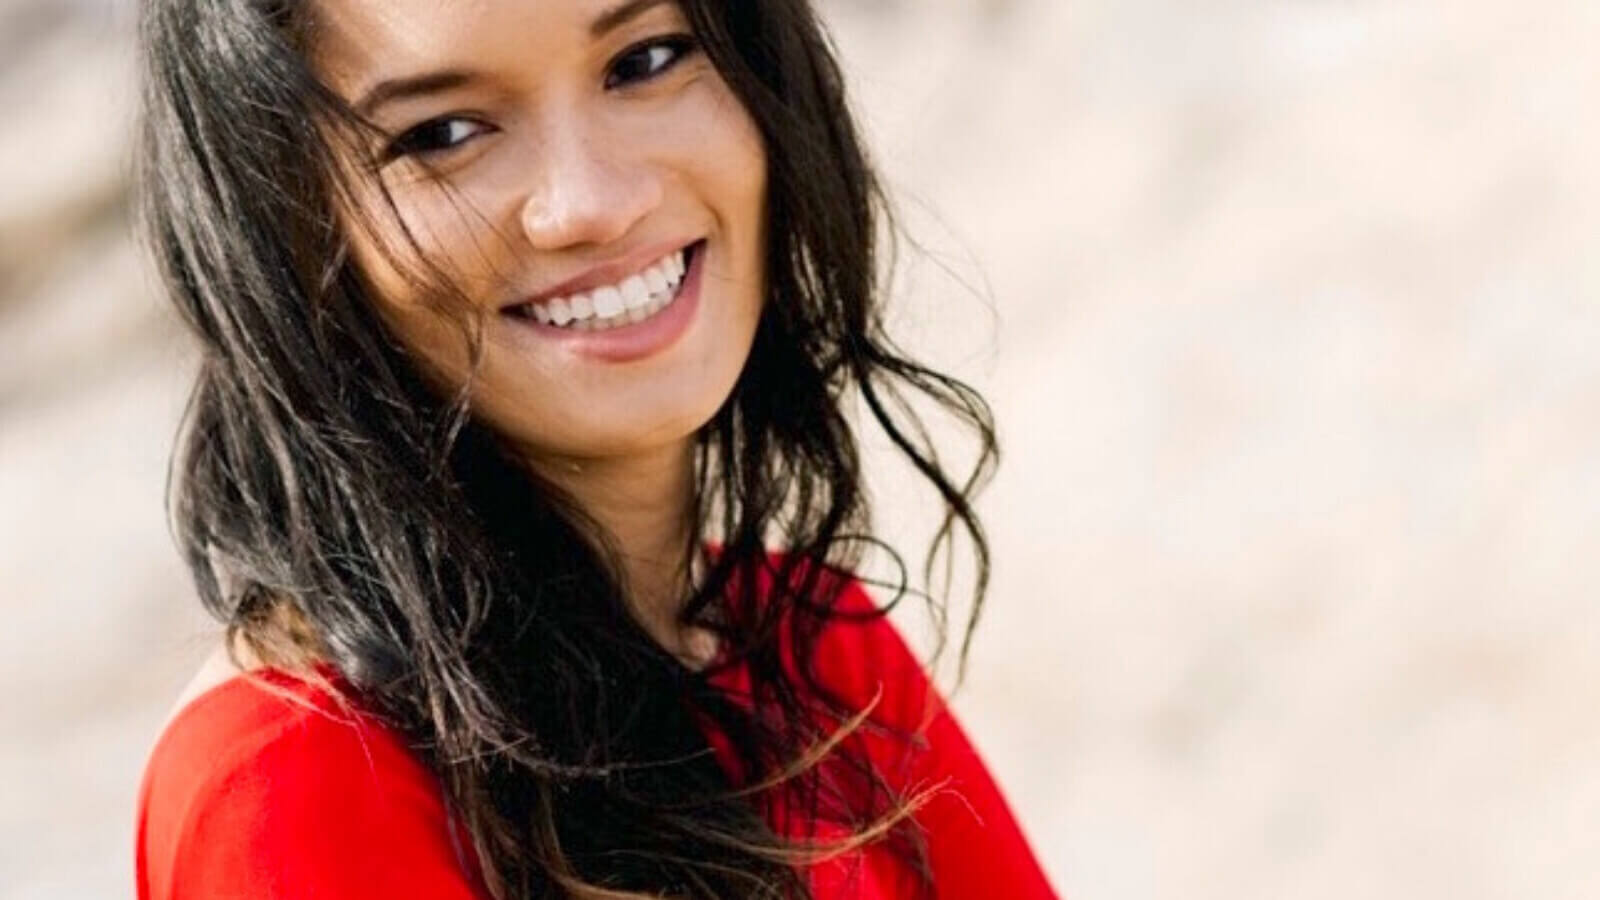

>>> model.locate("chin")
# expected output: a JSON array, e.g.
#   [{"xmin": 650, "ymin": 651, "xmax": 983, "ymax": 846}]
[{"xmin": 474, "ymin": 373, "xmax": 730, "ymax": 464}]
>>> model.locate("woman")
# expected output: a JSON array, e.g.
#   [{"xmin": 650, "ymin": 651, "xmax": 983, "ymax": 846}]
[{"xmin": 133, "ymin": 0, "xmax": 1057, "ymax": 897}]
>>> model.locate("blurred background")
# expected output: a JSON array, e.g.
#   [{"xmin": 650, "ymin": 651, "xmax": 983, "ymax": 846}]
[{"xmin": 3, "ymin": 0, "xmax": 1597, "ymax": 897}]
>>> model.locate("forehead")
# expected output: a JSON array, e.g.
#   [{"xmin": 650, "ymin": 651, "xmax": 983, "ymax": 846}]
[{"xmin": 307, "ymin": 0, "xmax": 610, "ymax": 88}]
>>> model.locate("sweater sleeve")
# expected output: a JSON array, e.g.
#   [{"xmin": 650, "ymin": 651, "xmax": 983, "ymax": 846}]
[
  {"xmin": 140, "ymin": 693, "xmax": 487, "ymax": 900},
  {"xmin": 827, "ymin": 578, "xmax": 1062, "ymax": 900}
]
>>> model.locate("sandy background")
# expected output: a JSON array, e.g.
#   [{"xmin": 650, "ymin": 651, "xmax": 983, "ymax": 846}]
[{"xmin": 3, "ymin": 0, "xmax": 1597, "ymax": 897}]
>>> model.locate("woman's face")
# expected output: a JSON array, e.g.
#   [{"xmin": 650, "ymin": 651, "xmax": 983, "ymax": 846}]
[{"xmin": 313, "ymin": 0, "xmax": 767, "ymax": 463}]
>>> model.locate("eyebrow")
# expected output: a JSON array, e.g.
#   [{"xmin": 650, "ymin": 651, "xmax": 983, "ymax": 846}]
[
  {"xmin": 353, "ymin": 0, "xmax": 677, "ymax": 117},
  {"xmin": 354, "ymin": 70, "xmax": 479, "ymax": 117},
  {"xmin": 590, "ymin": 0, "xmax": 675, "ymax": 38}
]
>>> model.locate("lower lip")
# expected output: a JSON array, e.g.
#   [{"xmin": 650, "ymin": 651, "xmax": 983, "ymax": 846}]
[{"xmin": 506, "ymin": 243, "xmax": 704, "ymax": 363}]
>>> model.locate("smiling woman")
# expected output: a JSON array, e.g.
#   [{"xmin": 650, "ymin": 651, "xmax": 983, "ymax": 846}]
[
  {"xmin": 131, "ymin": 0, "xmax": 1057, "ymax": 898},
  {"xmin": 318, "ymin": 0, "xmax": 769, "ymax": 472}
]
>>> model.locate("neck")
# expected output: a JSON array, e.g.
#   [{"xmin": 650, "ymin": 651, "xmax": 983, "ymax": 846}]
[{"xmin": 528, "ymin": 438, "xmax": 714, "ymax": 667}]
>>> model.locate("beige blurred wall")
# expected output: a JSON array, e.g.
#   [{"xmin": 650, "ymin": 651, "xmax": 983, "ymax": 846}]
[{"xmin": 3, "ymin": 0, "xmax": 1597, "ymax": 897}]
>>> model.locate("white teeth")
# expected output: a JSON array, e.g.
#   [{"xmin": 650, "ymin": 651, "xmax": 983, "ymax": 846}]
[
  {"xmin": 644, "ymin": 266, "xmax": 668, "ymax": 295},
  {"xmin": 517, "ymin": 246, "xmax": 692, "ymax": 330},
  {"xmin": 621, "ymin": 275, "xmax": 651, "ymax": 310},
  {"xmin": 591, "ymin": 286, "xmax": 625, "ymax": 318}
]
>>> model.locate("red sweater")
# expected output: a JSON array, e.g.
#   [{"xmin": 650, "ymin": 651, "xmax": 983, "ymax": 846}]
[{"xmin": 135, "ymin": 574, "xmax": 1058, "ymax": 898}]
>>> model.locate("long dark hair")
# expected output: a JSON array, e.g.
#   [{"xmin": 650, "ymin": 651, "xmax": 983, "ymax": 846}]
[{"xmin": 137, "ymin": 0, "xmax": 998, "ymax": 897}]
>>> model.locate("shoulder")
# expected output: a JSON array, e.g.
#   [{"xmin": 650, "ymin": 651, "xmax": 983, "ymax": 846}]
[
  {"xmin": 745, "ymin": 546, "xmax": 900, "ymax": 626},
  {"xmin": 140, "ymin": 657, "xmax": 418, "ymax": 808},
  {"xmin": 767, "ymin": 554, "xmax": 942, "ymax": 735},
  {"xmin": 136, "ymin": 662, "xmax": 481, "ymax": 899}
]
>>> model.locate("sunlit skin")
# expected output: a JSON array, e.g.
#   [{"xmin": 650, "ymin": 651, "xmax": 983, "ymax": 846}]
[{"xmin": 304, "ymin": 0, "xmax": 768, "ymax": 663}]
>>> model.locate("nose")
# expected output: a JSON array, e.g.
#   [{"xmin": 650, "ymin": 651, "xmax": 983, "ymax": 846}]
[{"xmin": 517, "ymin": 122, "xmax": 663, "ymax": 252}]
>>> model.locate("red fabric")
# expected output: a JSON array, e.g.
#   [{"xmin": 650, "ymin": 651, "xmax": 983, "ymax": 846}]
[{"xmin": 135, "ymin": 573, "xmax": 1058, "ymax": 899}]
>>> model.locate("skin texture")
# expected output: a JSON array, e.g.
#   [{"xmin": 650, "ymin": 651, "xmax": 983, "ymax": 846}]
[{"xmin": 307, "ymin": 0, "xmax": 770, "ymax": 659}]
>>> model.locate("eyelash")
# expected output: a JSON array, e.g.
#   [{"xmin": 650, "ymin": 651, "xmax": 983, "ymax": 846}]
[
  {"xmin": 603, "ymin": 33, "xmax": 698, "ymax": 90},
  {"xmin": 382, "ymin": 34, "xmax": 701, "ymax": 161}
]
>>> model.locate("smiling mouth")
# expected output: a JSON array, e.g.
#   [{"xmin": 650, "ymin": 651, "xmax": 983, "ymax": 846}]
[{"xmin": 505, "ymin": 242, "xmax": 702, "ymax": 332}]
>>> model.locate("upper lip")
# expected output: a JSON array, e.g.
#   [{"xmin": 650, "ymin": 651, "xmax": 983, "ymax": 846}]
[{"xmin": 502, "ymin": 239, "xmax": 696, "ymax": 311}]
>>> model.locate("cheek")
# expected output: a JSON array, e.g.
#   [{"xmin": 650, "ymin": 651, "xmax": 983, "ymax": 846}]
[
  {"xmin": 370, "ymin": 185, "xmax": 505, "ymax": 293},
  {"xmin": 337, "ymin": 173, "xmax": 515, "ymax": 382},
  {"xmin": 666, "ymin": 74, "xmax": 769, "ymax": 224},
  {"xmin": 720, "ymin": 117, "xmax": 769, "ymax": 230},
  {"xmin": 341, "ymin": 221, "xmax": 480, "ymax": 393}
]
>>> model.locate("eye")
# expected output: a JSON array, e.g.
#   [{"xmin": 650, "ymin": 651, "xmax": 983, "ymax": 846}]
[
  {"xmin": 384, "ymin": 117, "xmax": 492, "ymax": 160},
  {"xmin": 604, "ymin": 35, "xmax": 699, "ymax": 90}
]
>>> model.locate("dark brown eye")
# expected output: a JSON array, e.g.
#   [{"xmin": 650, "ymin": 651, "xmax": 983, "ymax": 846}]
[
  {"xmin": 605, "ymin": 35, "xmax": 698, "ymax": 90},
  {"xmin": 385, "ymin": 117, "xmax": 491, "ymax": 160}
]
